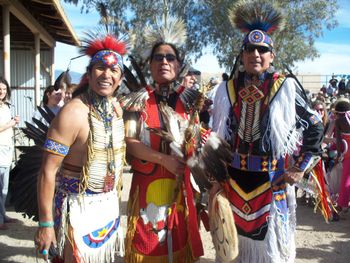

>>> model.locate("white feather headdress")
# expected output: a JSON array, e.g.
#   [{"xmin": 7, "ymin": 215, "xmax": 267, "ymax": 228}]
[{"xmin": 141, "ymin": 14, "xmax": 187, "ymax": 60}]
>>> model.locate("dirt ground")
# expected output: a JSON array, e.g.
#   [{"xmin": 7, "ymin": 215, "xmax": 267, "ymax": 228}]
[{"xmin": 1, "ymin": 173, "xmax": 350, "ymax": 263}]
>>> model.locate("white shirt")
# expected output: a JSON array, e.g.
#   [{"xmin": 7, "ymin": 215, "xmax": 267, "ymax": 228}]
[{"xmin": 0, "ymin": 102, "xmax": 14, "ymax": 166}]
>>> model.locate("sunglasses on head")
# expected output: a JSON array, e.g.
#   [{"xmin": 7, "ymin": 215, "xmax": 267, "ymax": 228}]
[
  {"xmin": 153, "ymin": 53, "xmax": 177, "ymax": 62},
  {"xmin": 244, "ymin": 45, "xmax": 272, "ymax": 54}
]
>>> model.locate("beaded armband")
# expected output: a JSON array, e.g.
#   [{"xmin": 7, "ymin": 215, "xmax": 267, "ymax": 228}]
[{"xmin": 43, "ymin": 137, "xmax": 70, "ymax": 157}]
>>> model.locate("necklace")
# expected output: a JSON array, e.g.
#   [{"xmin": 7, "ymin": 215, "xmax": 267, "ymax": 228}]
[
  {"xmin": 244, "ymin": 72, "xmax": 266, "ymax": 88},
  {"xmin": 88, "ymin": 89, "xmax": 116, "ymax": 192},
  {"xmin": 89, "ymin": 90, "xmax": 114, "ymax": 129}
]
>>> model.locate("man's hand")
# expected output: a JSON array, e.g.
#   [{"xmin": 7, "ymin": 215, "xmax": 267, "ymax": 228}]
[
  {"xmin": 34, "ymin": 227, "xmax": 56, "ymax": 261},
  {"xmin": 283, "ymin": 166, "xmax": 304, "ymax": 185},
  {"xmin": 161, "ymin": 154, "xmax": 186, "ymax": 176}
]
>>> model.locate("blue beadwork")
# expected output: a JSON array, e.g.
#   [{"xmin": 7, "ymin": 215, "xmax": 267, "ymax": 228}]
[
  {"xmin": 43, "ymin": 138, "xmax": 69, "ymax": 156},
  {"xmin": 91, "ymin": 50, "xmax": 123, "ymax": 72},
  {"xmin": 244, "ymin": 29, "xmax": 272, "ymax": 46},
  {"xmin": 298, "ymin": 152, "xmax": 313, "ymax": 171}
]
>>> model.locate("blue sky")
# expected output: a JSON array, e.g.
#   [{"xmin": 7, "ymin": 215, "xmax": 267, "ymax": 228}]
[{"xmin": 56, "ymin": 0, "xmax": 350, "ymax": 76}]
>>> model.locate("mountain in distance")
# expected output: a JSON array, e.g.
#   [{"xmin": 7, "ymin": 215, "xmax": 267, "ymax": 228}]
[{"xmin": 55, "ymin": 69, "xmax": 83, "ymax": 84}]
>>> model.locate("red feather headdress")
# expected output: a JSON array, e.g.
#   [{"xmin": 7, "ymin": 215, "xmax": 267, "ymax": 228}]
[
  {"xmin": 80, "ymin": 31, "xmax": 128, "ymax": 71},
  {"xmin": 81, "ymin": 34, "xmax": 127, "ymax": 58}
]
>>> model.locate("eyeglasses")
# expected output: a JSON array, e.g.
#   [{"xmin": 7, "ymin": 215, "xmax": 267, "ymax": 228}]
[
  {"xmin": 243, "ymin": 45, "xmax": 272, "ymax": 54},
  {"xmin": 152, "ymin": 53, "xmax": 177, "ymax": 62}
]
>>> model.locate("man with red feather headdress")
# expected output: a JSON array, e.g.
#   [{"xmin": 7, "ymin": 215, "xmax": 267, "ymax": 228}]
[{"xmin": 34, "ymin": 32, "xmax": 127, "ymax": 262}]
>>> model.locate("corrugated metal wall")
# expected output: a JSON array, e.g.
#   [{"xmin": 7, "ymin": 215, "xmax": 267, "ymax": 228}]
[{"xmin": 0, "ymin": 49, "xmax": 52, "ymax": 127}]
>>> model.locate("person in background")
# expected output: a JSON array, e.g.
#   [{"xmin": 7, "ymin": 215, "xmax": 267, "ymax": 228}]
[
  {"xmin": 64, "ymin": 83, "xmax": 78, "ymax": 104},
  {"xmin": 222, "ymin": 72, "xmax": 229, "ymax": 82},
  {"xmin": 41, "ymin": 85, "xmax": 65, "ymax": 114},
  {"xmin": 182, "ymin": 66, "xmax": 201, "ymax": 89},
  {"xmin": 0, "ymin": 77, "xmax": 20, "ymax": 230},
  {"xmin": 32, "ymin": 85, "xmax": 65, "ymax": 126},
  {"xmin": 182, "ymin": 66, "xmax": 211, "ymax": 127},
  {"xmin": 333, "ymin": 98, "xmax": 350, "ymax": 220},
  {"xmin": 327, "ymin": 77, "xmax": 338, "ymax": 97},
  {"xmin": 346, "ymin": 79, "xmax": 350, "ymax": 93},
  {"xmin": 206, "ymin": 77, "xmax": 221, "ymax": 128},
  {"xmin": 312, "ymin": 100, "xmax": 329, "ymax": 129},
  {"xmin": 338, "ymin": 79, "xmax": 346, "ymax": 96}
]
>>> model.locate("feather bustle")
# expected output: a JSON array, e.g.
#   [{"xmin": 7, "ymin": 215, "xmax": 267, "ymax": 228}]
[{"xmin": 9, "ymin": 106, "xmax": 55, "ymax": 221}]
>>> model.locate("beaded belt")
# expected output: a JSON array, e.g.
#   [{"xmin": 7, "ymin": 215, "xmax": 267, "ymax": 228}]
[
  {"xmin": 57, "ymin": 164, "xmax": 99, "ymax": 195},
  {"xmin": 232, "ymin": 152, "xmax": 284, "ymax": 172}
]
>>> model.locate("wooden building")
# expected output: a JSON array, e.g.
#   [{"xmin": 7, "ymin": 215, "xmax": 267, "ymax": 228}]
[{"xmin": 0, "ymin": 0, "xmax": 79, "ymax": 125}]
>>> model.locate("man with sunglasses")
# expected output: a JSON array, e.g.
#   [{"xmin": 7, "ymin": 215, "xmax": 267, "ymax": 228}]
[
  {"xmin": 123, "ymin": 23, "xmax": 205, "ymax": 262},
  {"xmin": 211, "ymin": 1, "xmax": 324, "ymax": 262}
]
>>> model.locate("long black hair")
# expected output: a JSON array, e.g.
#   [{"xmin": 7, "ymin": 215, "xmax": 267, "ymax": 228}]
[
  {"xmin": 149, "ymin": 42, "xmax": 183, "ymax": 63},
  {"xmin": 42, "ymin": 85, "xmax": 55, "ymax": 106},
  {"xmin": 0, "ymin": 76, "xmax": 11, "ymax": 101}
]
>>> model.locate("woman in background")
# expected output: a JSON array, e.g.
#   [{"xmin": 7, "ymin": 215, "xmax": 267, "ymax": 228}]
[
  {"xmin": 32, "ymin": 85, "xmax": 64, "ymax": 125},
  {"xmin": 0, "ymin": 77, "xmax": 20, "ymax": 230},
  {"xmin": 332, "ymin": 99, "xmax": 350, "ymax": 220}
]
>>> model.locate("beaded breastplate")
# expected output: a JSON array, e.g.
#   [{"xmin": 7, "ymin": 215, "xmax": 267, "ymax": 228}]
[
  {"xmin": 81, "ymin": 92, "xmax": 125, "ymax": 193},
  {"xmin": 238, "ymin": 75, "xmax": 265, "ymax": 144}
]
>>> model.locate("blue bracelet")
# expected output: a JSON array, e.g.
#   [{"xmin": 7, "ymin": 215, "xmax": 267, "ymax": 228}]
[{"xmin": 38, "ymin": 221, "xmax": 54, "ymax": 228}]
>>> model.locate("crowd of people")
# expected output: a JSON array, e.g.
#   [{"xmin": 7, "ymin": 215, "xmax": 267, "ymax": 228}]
[
  {"xmin": 304, "ymin": 77, "xmax": 350, "ymax": 221},
  {"xmin": 1, "ymin": 0, "xmax": 349, "ymax": 263}
]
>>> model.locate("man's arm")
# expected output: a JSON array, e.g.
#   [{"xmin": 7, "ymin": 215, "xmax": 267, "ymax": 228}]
[
  {"xmin": 35, "ymin": 100, "xmax": 84, "ymax": 259},
  {"xmin": 284, "ymin": 78, "xmax": 324, "ymax": 184},
  {"xmin": 126, "ymin": 137, "xmax": 185, "ymax": 176}
]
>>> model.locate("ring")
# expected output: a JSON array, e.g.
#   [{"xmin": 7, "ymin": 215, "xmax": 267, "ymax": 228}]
[{"xmin": 41, "ymin": 249, "xmax": 48, "ymax": 255}]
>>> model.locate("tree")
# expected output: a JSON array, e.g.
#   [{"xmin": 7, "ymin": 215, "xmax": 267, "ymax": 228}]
[{"xmin": 64, "ymin": 0, "xmax": 339, "ymax": 72}]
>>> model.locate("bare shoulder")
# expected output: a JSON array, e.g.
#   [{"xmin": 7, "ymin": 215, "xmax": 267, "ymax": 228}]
[
  {"xmin": 61, "ymin": 97, "xmax": 88, "ymax": 116},
  {"xmin": 47, "ymin": 97, "xmax": 89, "ymax": 145}
]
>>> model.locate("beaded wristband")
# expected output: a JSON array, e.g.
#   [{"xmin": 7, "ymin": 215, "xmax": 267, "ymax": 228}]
[{"xmin": 38, "ymin": 221, "xmax": 54, "ymax": 228}]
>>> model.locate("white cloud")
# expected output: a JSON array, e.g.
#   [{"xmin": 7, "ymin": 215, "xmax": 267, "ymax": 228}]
[
  {"xmin": 54, "ymin": 43, "xmax": 89, "ymax": 73},
  {"xmin": 337, "ymin": 0, "xmax": 350, "ymax": 28},
  {"xmin": 192, "ymin": 53, "xmax": 224, "ymax": 74},
  {"xmin": 295, "ymin": 42, "xmax": 350, "ymax": 75}
]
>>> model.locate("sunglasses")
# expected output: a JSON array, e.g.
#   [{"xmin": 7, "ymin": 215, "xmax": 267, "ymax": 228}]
[
  {"xmin": 316, "ymin": 108, "xmax": 324, "ymax": 112},
  {"xmin": 152, "ymin": 53, "xmax": 177, "ymax": 62},
  {"xmin": 244, "ymin": 45, "xmax": 272, "ymax": 54}
]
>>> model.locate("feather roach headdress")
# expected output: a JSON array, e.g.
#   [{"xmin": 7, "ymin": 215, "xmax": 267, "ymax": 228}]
[
  {"xmin": 80, "ymin": 32, "xmax": 127, "ymax": 72},
  {"xmin": 228, "ymin": 0, "xmax": 284, "ymax": 49},
  {"xmin": 142, "ymin": 14, "xmax": 187, "ymax": 60}
]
